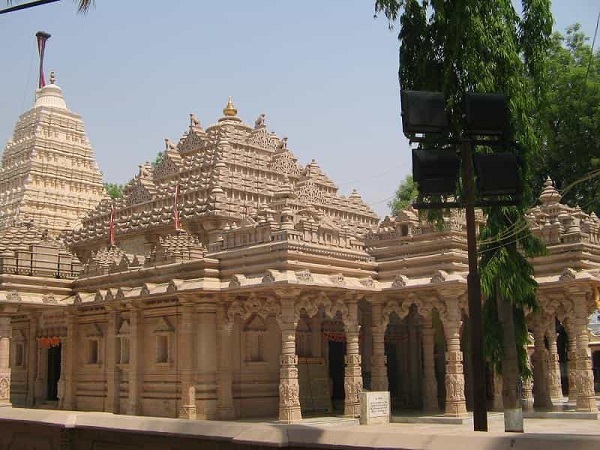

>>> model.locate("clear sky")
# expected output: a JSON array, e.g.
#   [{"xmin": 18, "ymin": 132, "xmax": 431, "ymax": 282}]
[{"xmin": 1, "ymin": 1, "xmax": 598, "ymax": 218}]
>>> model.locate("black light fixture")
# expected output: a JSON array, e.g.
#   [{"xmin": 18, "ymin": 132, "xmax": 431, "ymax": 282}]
[
  {"xmin": 412, "ymin": 148, "xmax": 460, "ymax": 195},
  {"xmin": 464, "ymin": 93, "xmax": 509, "ymax": 137},
  {"xmin": 473, "ymin": 152, "xmax": 521, "ymax": 197},
  {"xmin": 401, "ymin": 90, "xmax": 449, "ymax": 135}
]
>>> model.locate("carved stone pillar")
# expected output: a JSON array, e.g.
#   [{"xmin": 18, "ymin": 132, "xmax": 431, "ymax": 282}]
[
  {"xmin": 105, "ymin": 308, "xmax": 121, "ymax": 414},
  {"xmin": 440, "ymin": 298, "xmax": 467, "ymax": 416},
  {"xmin": 277, "ymin": 293, "xmax": 301, "ymax": 423},
  {"xmin": 421, "ymin": 314, "xmax": 438, "ymax": 413},
  {"xmin": 62, "ymin": 312, "xmax": 77, "ymax": 411},
  {"xmin": 34, "ymin": 339, "xmax": 46, "ymax": 405},
  {"xmin": 532, "ymin": 313, "xmax": 552, "ymax": 410},
  {"xmin": 564, "ymin": 320, "xmax": 578, "ymax": 403},
  {"xmin": 572, "ymin": 289, "xmax": 598, "ymax": 412},
  {"xmin": 217, "ymin": 304, "xmax": 235, "ymax": 420},
  {"xmin": 546, "ymin": 322, "xmax": 563, "ymax": 401},
  {"xmin": 343, "ymin": 299, "xmax": 362, "ymax": 418},
  {"xmin": 0, "ymin": 316, "xmax": 12, "ymax": 407},
  {"xmin": 179, "ymin": 301, "xmax": 197, "ymax": 419},
  {"xmin": 26, "ymin": 313, "xmax": 38, "ymax": 407},
  {"xmin": 127, "ymin": 307, "xmax": 143, "ymax": 415},
  {"xmin": 370, "ymin": 302, "xmax": 388, "ymax": 392},
  {"xmin": 57, "ymin": 338, "xmax": 66, "ymax": 409},
  {"xmin": 521, "ymin": 354, "xmax": 534, "ymax": 411},
  {"xmin": 196, "ymin": 302, "xmax": 217, "ymax": 420}
]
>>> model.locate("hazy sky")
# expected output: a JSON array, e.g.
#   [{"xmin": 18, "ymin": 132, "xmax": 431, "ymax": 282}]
[{"xmin": 1, "ymin": 1, "xmax": 598, "ymax": 217}]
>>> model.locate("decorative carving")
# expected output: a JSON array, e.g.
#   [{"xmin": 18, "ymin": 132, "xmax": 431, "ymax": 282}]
[
  {"xmin": 247, "ymin": 127, "xmax": 278, "ymax": 150},
  {"xmin": 382, "ymin": 298, "xmax": 411, "ymax": 326},
  {"xmin": 153, "ymin": 317, "xmax": 174, "ymax": 333},
  {"xmin": 270, "ymin": 150, "xmax": 302, "ymax": 177},
  {"xmin": 295, "ymin": 269, "xmax": 313, "ymax": 283},
  {"xmin": 392, "ymin": 274, "xmax": 409, "ymax": 288},
  {"xmin": 254, "ymin": 114, "xmax": 266, "ymax": 129},
  {"xmin": 430, "ymin": 270, "xmax": 448, "ymax": 284},
  {"xmin": 279, "ymin": 381, "xmax": 300, "ymax": 406},
  {"xmin": 42, "ymin": 294, "xmax": 57, "ymax": 304},
  {"xmin": 228, "ymin": 274, "xmax": 245, "ymax": 288},
  {"xmin": 344, "ymin": 354, "xmax": 361, "ymax": 366},
  {"xmin": 330, "ymin": 273, "xmax": 345, "ymax": 285},
  {"xmin": 227, "ymin": 296, "xmax": 281, "ymax": 322},
  {"xmin": 190, "ymin": 113, "xmax": 201, "ymax": 127},
  {"xmin": 0, "ymin": 377, "xmax": 10, "ymax": 400},
  {"xmin": 280, "ymin": 354, "xmax": 298, "ymax": 366},
  {"xmin": 360, "ymin": 277, "xmax": 375, "ymax": 287},
  {"xmin": 6, "ymin": 291, "xmax": 21, "ymax": 302},
  {"xmin": 296, "ymin": 181, "xmax": 325, "ymax": 204},
  {"xmin": 343, "ymin": 379, "xmax": 363, "ymax": 404},
  {"xmin": 559, "ymin": 268, "xmax": 577, "ymax": 282},
  {"xmin": 262, "ymin": 271, "xmax": 276, "ymax": 284},
  {"xmin": 445, "ymin": 373, "xmax": 465, "ymax": 401}
]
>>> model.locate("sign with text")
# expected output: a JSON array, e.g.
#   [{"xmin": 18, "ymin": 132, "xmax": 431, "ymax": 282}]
[{"xmin": 360, "ymin": 391, "xmax": 390, "ymax": 425}]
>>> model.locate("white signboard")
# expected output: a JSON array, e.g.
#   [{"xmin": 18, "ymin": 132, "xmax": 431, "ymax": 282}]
[{"xmin": 360, "ymin": 391, "xmax": 390, "ymax": 425}]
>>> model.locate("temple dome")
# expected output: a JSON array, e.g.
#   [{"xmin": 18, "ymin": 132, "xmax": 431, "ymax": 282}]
[{"xmin": 33, "ymin": 73, "xmax": 67, "ymax": 110}]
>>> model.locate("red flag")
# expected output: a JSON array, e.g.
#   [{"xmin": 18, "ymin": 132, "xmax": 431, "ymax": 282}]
[
  {"xmin": 109, "ymin": 208, "xmax": 115, "ymax": 247},
  {"xmin": 35, "ymin": 31, "xmax": 51, "ymax": 89},
  {"xmin": 174, "ymin": 184, "xmax": 182, "ymax": 231}
]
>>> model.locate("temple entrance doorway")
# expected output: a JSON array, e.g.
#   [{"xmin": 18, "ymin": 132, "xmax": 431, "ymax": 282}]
[
  {"xmin": 592, "ymin": 351, "xmax": 600, "ymax": 392},
  {"xmin": 328, "ymin": 340, "xmax": 346, "ymax": 412},
  {"xmin": 384, "ymin": 307, "xmax": 426, "ymax": 412},
  {"xmin": 385, "ymin": 342, "xmax": 398, "ymax": 399},
  {"xmin": 557, "ymin": 323, "xmax": 569, "ymax": 396},
  {"xmin": 46, "ymin": 344, "xmax": 61, "ymax": 401}
]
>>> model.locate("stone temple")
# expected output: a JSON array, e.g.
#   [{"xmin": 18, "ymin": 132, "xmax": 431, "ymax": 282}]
[{"xmin": 0, "ymin": 73, "xmax": 599, "ymax": 423}]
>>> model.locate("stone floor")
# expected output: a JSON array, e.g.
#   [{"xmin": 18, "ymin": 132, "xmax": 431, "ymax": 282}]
[{"xmin": 2, "ymin": 407, "xmax": 600, "ymax": 449}]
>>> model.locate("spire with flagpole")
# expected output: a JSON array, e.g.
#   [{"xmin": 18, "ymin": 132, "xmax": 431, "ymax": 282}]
[{"xmin": 35, "ymin": 31, "xmax": 51, "ymax": 89}]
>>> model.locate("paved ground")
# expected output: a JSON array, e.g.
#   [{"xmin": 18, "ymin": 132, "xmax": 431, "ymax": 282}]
[{"xmin": 3, "ymin": 406, "xmax": 600, "ymax": 449}]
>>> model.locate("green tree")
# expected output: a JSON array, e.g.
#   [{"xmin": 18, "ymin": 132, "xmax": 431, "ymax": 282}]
[
  {"xmin": 153, "ymin": 151, "xmax": 164, "ymax": 167},
  {"xmin": 534, "ymin": 25, "xmax": 600, "ymax": 214},
  {"xmin": 375, "ymin": 0, "xmax": 552, "ymax": 430},
  {"xmin": 104, "ymin": 182, "xmax": 123, "ymax": 199},
  {"xmin": 388, "ymin": 174, "xmax": 417, "ymax": 215}
]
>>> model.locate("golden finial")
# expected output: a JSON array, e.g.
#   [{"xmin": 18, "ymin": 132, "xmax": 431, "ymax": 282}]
[
  {"xmin": 49, "ymin": 70, "xmax": 56, "ymax": 84},
  {"xmin": 223, "ymin": 96, "xmax": 237, "ymax": 117}
]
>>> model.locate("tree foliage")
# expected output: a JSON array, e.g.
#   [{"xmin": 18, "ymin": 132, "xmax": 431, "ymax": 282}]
[
  {"xmin": 104, "ymin": 183, "xmax": 123, "ymax": 199},
  {"xmin": 375, "ymin": 1, "xmax": 552, "ymax": 408},
  {"xmin": 534, "ymin": 25, "xmax": 600, "ymax": 214},
  {"xmin": 7, "ymin": 0, "xmax": 94, "ymax": 13},
  {"xmin": 388, "ymin": 174, "xmax": 417, "ymax": 215}
]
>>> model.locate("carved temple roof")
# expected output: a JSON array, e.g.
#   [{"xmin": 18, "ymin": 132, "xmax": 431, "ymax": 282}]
[
  {"xmin": 0, "ymin": 75, "xmax": 106, "ymax": 237},
  {"xmin": 66, "ymin": 99, "xmax": 379, "ymax": 265}
]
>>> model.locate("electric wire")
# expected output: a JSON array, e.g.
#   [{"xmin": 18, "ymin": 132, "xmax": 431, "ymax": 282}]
[
  {"xmin": 477, "ymin": 168, "xmax": 600, "ymax": 254},
  {"xmin": 583, "ymin": 8, "xmax": 600, "ymax": 87}
]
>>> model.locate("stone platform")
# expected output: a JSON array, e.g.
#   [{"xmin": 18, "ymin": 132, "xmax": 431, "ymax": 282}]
[{"xmin": 2, "ymin": 408, "xmax": 600, "ymax": 450}]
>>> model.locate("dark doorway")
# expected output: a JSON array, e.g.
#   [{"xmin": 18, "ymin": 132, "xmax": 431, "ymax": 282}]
[
  {"xmin": 328, "ymin": 341, "xmax": 346, "ymax": 405},
  {"xmin": 385, "ymin": 342, "xmax": 398, "ymax": 399},
  {"xmin": 47, "ymin": 345, "xmax": 62, "ymax": 401},
  {"xmin": 593, "ymin": 351, "xmax": 600, "ymax": 393}
]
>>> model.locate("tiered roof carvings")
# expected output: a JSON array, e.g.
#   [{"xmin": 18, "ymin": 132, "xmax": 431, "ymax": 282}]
[
  {"xmin": 68, "ymin": 98, "xmax": 379, "ymax": 263},
  {"xmin": 527, "ymin": 177, "xmax": 600, "ymax": 247},
  {"xmin": 0, "ymin": 72, "xmax": 106, "ymax": 237}
]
